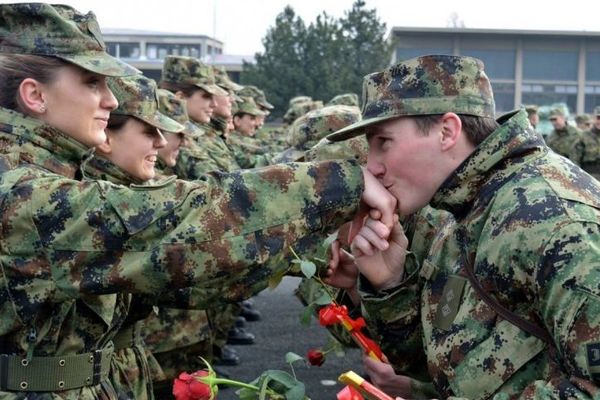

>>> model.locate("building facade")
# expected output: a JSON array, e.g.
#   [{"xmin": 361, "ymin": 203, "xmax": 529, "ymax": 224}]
[
  {"xmin": 391, "ymin": 27, "xmax": 600, "ymax": 115},
  {"xmin": 101, "ymin": 28, "xmax": 241, "ymax": 81}
]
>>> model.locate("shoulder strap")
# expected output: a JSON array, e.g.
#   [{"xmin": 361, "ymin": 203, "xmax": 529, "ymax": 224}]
[{"xmin": 463, "ymin": 250, "xmax": 555, "ymax": 346}]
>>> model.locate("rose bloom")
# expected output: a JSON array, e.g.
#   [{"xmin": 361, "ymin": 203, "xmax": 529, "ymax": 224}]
[
  {"xmin": 307, "ymin": 348, "xmax": 326, "ymax": 366},
  {"xmin": 173, "ymin": 370, "xmax": 216, "ymax": 400}
]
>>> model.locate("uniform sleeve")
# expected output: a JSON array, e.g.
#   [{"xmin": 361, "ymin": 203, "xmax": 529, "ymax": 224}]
[
  {"xmin": 1, "ymin": 161, "xmax": 362, "ymax": 313},
  {"xmin": 174, "ymin": 145, "xmax": 221, "ymax": 180}
]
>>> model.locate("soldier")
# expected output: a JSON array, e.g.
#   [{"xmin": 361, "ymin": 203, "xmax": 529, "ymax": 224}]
[
  {"xmin": 576, "ymin": 113, "xmax": 593, "ymax": 131},
  {"xmin": 524, "ymin": 104, "xmax": 539, "ymax": 129},
  {"xmin": 546, "ymin": 107, "xmax": 584, "ymax": 164},
  {"xmin": 238, "ymin": 85, "xmax": 275, "ymax": 130},
  {"xmin": 327, "ymin": 54, "xmax": 600, "ymax": 398},
  {"xmin": 581, "ymin": 106, "xmax": 600, "ymax": 180},
  {"xmin": 0, "ymin": 3, "xmax": 396, "ymax": 398}
]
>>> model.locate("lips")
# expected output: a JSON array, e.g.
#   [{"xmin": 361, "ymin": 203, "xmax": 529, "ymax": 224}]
[{"xmin": 145, "ymin": 154, "xmax": 157, "ymax": 163}]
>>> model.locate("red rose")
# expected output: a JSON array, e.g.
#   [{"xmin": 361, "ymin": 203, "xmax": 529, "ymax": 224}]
[
  {"xmin": 307, "ymin": 348, "xmax": 325, "ymax": 366},
  {"xmin": 173, "ymin": 370, "xmax": 214, "ymax": 400}
]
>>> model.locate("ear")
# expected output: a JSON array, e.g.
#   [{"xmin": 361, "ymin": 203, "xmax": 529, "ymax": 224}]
[
  {"xmin": 174, "ymin": 90, "xmax": 187, "ymax": 100},
  {"xmin": 439, "ymin": 112, "xmax": 462, "ymax": 152},
  {"xmin": 18, "ymin": 78, "xmax": 47, "ymax": 115},
  {"xmin": 95, "ymin": 133, "xmax": 113, "ymax": 154}
]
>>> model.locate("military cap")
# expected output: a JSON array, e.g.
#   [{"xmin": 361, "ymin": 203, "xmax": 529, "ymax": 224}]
[
  {"xmin": 238, "ymin": 85, "xmax": 274, "ymax": 110},
  {"xmin": 0, "ymin": 3, "xmax": 138, "ymax": 76},
  {"xmin": 524, "ymin": 104, "xmax": 538, "ymax": 116},
  {"xmin": 594, "ymin": 106, "xmax": 600, "ymax": 116},
  {"xmin": 575, "ymin": 114, "xmax": 592, "ymax": 124},
  {"xmin": 549, "ymin": 108, "xmax": 566, "ymax": 118},
  {"xmin": 161, "ymin": 56, "xmax": 228, "ymax": 96},
  {"xmin": 327, "ymin": 93, "xmax": 360, "ymax": 107},
  {"xmin": 157, "ymin": 89, "xmax": 203, "ymax": 137},
  {"xmin": 109, "ymin": 75, "xmax": 184, "ymax": 133},
  {"xmin": 283, "ymin": 100, "xmax": 324, "ymax": 125},
  {"xmin": 233, "ymin": 96, "xmax": 265, "ymax": 117},
  {"xmin": 276, "ymin": 105, "xmax": 361, "ymax": 162},
  {"xmin": 289, "ymin": 96, "xmax": 313, "ymax": 107},
  {"xmin": 328, "ymin": 55, "xmax": 495, "ymax": 141},
  {"xmin": 212, "ymin": 66, "xmax": 243, "ymax": 102},
  {"xmin": 305, "ymin": 136, "xmax": 368, "ymax": 165}
]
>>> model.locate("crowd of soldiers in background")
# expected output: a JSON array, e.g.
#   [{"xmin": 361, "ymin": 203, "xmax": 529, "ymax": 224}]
[{"xmin": 525, "ymin": 104, "xmax": 600, "ymax": 179}]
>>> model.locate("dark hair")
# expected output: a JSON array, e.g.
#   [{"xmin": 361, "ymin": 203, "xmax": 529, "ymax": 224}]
[
  {"xmin": 0, "ymin": 54, "xmax": 68, "ymax": 112},
  {"xmin": 158, "ymin": 81, "xmax": 199, "ymax": 98},
  {"xmin": 412, "ymin": 114, "xmax": 500, "ymax": 146},
  {"xmin": 106, "ymin": 114, "xmax": 132, "ymax": 132}
]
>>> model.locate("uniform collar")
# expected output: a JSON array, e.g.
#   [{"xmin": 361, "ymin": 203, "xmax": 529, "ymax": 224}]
[
  {"xmin": 81, "ymin": 155, "xmax": 144, "ymax": 185},
  {"xmin": 0, "ymin": 107, "xmax": 92, "ymax": 179},
  {"xmin": 431, "ymin": 109, "xmax": 546, "ymax": 217}
]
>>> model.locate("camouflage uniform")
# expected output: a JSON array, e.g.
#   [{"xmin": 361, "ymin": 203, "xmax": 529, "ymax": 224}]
[
  {"xmin": 545, "ymin": 109, "xmax": 584, "ymax": 164},
  {"xmin": 329, "ymin": 55, "xmax": 600, "ymax": 398},
  {"xmin": 581, "ymin": 107, "xmax": 600, "ymax": 180},
  {"xmin": 326, "ymin": 93, "xmax": 360, "ymax": 107},
  {"xmin": 229, "ymin": 97, "xmax": 272, "ymax": 168}
]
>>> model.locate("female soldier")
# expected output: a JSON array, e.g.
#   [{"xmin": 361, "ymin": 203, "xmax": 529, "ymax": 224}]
[{"xmin": 0, "ymin": 3, "xmax": 395, "ymax": 398}]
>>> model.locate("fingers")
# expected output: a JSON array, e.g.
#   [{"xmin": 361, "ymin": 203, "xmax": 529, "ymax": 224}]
[{"xmin": 350, "ymin": 218, "xmax": 390, "ymax": 256}]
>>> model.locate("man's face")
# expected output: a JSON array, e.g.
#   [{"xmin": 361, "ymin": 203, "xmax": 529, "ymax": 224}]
[
  {"xmin": 550, "ymin": 115, "xmax": 566, "ymax": 130},
  {"xmin": 594, "ymin": 115, "xmax": 600, "ymax": 130},
  {"xmin": 366, "ymin": 117, "xmax": 449, "ymax": 216},
  {"xmin": 234, "ymin": 113, "xmax": 257, "ymax": 136},
  {"xmin": 213, "ymin": 94, "xmax": 233, "ymax": 118},
  {"xmin": 528, "ymin": 113, "xmax": 539, "ymax": 127}
]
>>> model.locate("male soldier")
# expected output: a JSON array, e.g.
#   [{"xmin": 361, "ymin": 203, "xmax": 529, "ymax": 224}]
[
  {"xmin": 576, "ymin": 114, "xmax": 593, "ymax": 131},
  {"xmin": 229, "ymin": 97, "xmax": 273, "ymax": 169},
  {"xmin": 524, "ymin": 104, "xmax": 539, "ymax": 129},
  {"xmin": 327, "ymin": 54, "xmax": 600, "ymax": 398},
  {"xmin": 546, "ymin": 107, "xmax": 584, "ymax": 164},
  {"xmin": 581, "ymin": 106, "xmax": 600, "ymax": 180},
  {"xmin": 238, "ymin": 85, "xmax": 274, "ymax": 130}
]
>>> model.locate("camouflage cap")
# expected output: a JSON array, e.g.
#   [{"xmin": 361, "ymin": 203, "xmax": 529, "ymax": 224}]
[
  {"xmin": 157, "ymin": 89, "xmax": 203, "ymax": 137},
  {"xmin": 161, "ymin": 56, "xmax": 228, "ymax": 96},
  {"xmin": 276, "ymin": 105, "xmax": 361, "ymax": 162},
  {"xmin": 289, "ymin": 96, "xmax": 313, "ymax": 107},
  {"xmin": 282, "ymin": 100, "xmax": 323, "ymax": 125},
  {"xmin": 233, "ymin": 96, "xmax": 265, "ymax": 117},
  {"xmin": 0, "ymin": 3, "xmax": 138, "ymax": 77},
  {"xmin": 238, "ymin": 85, "xmax": 274, "ymax": 110},
  {"xmin": 213, "ymin": 66, "xmax": 243, "ymax": 93},
  {"xmin": 327, "ymin": 93, "xmax": 360, "ymax": 107},
  {"xmin": 109, "ymin": 75, "xmax": 184, "ymax": 133},
  {"xmin": 328, "ymin": 55, "xmax": 496, "ymax": 141},
  {"xmin": 524, "ymin": 104, "xmax": 538, "ymax": 115},
  {"xmin": 305, "ymin": 136, "xmax": 368, "ymax": 165},
  {"xmin": 549, "ymin": 108, "xmax": 566, "ymax": 118},
  {"xmin": 575, "ymin": 114, "xmax": 592, "ymax": 124},
  {"xmin": 594, "ymin": 106, "xmax": 600, "ymax": 116}
]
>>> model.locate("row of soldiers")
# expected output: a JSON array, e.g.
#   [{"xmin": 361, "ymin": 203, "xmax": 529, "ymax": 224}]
[{"xmin": 526, "ymin": 105, "xmax": 600, "ymax": 178}]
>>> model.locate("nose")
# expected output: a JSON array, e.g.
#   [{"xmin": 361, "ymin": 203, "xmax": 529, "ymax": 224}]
[
  {"xmin": 366, "ymin": 152, "xmax": 385, "ymax": 178},
  {"xmin": 209, "ymin": 96, "xmax": 217, "ymax": 109},
  {"xmin": 100, "ymin": 80, "xmax": 119, "ymax": 111},
  {"xmin": 154, "ymin": 129, "xmax": 167, "ymax": 148}
]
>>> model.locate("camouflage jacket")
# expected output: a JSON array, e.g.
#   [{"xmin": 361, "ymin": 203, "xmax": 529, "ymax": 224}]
[
  {"xmin": 0, "ymin": 107, "xmax": 363, "ymax": 399},
  {"xmin": 581, "ymin": 127, "xmax": 600, "ymax": 178},
  {"xmin": 227, "ymin": 131, "xmax": 274, "ymax": 169},
  {"xmin": 361, "ymin": 110, "xmax": 600, "ymax": 399},
  {"xmin": 197, "ymin": 120, "xmax": 240, "ymax": 172},
  {"xmin": 545, "ymin": 124, "xmax": 584, "ymax": 165}
]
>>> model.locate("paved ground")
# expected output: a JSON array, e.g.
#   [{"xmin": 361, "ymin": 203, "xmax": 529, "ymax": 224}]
[{"xmin": 216, "ymin": 276, "xmax": 363, "ymax": 400}]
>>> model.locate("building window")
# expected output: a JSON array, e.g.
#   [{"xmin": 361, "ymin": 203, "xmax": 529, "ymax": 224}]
[
  {"xmin": 587, "ymin": 51, "xmax": 600, "ymax": 82},
  {"xmin": 490, "ymin": 82, "xmax": 515, "ymax": 113},
  {"xmin": 460, "ymin": 49, "xmax": 515, "ymax": 80},
  {"xmin": 395, "ymin": 47, "xmax": 453, "ymax": 62},
  {"xmin": 585, "ymin": 85, "xmax": 600, "ymax": 112},
  {"xmin": 106, "ymin": 42, "xmax": 118, "ymax": 57},
  {"xmin": 146, "ymin": 43, "xmax": 202, "ymax": 60},
  {"xmin": 207, "ymin": 45, "xmax": 213, "ymax": 55},
  {"xmin": 522, "ymin": 50, "xmax": 578, "ymax": 81},
  {"xmin": 522, "ymin": 83, "xmax": 578, "ymax": 112},
  {"xmin": 117, "ymin": 43, "xmax": 140, "ymax": 59}
]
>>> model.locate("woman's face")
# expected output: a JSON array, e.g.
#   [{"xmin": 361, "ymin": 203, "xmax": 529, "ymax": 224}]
[
  {"xmin": 157, "ymin": 131, "xmax": 185, "ymax": 167},
  {"xmin": 38, "ymin": 65, "xmax": 118, "ymax": 147},
  {"xmin": 185, "ymin": 89, "xmax": 215, "ymax": 123},
  {"xmin": 101, "ymin": 117, "xmax": 167, "ymax": 181}
]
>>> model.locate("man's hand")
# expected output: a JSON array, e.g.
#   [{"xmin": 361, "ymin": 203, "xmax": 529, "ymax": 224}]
[
  {"xmin": 351, "ymin": 215, "xmax": 408, "ymax": 290},
  {"xmin": 363, "ymin": 355, "xmax": 412, "ymax": 399}
]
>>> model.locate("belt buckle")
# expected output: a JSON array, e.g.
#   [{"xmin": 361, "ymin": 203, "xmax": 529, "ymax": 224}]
[{"xmin": 92, "ymin": 349, "xmax": 103, "ymax": 385}]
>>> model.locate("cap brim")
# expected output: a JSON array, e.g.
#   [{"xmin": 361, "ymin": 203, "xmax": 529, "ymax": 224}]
[
  {"xmin": 138, "ymin": 112, "xmax": 184, "ymax": 133},
  {"xmin": 183, "ymin": 121, "xmax": 204, "ymax": 138},
  {"xmin": 60, "ymin": 52, "xmax": 140, "ymax": 77},
  {"xmin": 327, "ymin": 114, "xmax": 396, "ymax": 142},
  {"xmin": 198, "ymin": 83, "xmax": 228, "ymax": 96},
  {"xmin": 258, "ymin": 100, "xmax": 274, "ymax": 110}
]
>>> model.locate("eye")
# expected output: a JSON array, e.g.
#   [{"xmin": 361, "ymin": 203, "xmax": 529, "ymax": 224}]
[{"xmin": 84, "ymin": 75, "xmax": 101, "ymax": 88}]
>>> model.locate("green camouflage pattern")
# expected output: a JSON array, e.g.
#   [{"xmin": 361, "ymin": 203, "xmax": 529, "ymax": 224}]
[
  {"xmin": 545, "ymin": 123, "xmax": 584, "ymax": 165},
  {"xmin": 328, "ymin": 55, "xmax": 496, "ymax": 141},
  {"xmin": 275, "ymin": 105, "xmax": 361, "ymax": 163},
  {"xmin": 157, "ymin": 89, "xmax": 203, "ymax": 137},
  {"xmin": 0, "ymin": 106, "xmax": 364, "ymax": 399},
  {"xmin": 227, "ymin": 131, "xmax": 273, "ymax": 169},
  {"xmin": 327, "ymin": 93, "xmax": 360, "ymax": 107},
  {"xmin": 361, "ymin": 110, "xmax": 600, "ymax": 398},
  {"xmin": 0, "ymin": 3, "xmax": 138, "ymax": 76},
  {"xmin": 580, "ymin": 127, "xmax": 600, "ymax": 179},
  {"xmin": 109, "ymin": 75, "xmax": 184, "ymax": 133},
  {"xmin": 305, "ymin": 136, "xmax": 368, "ymax": 165},
  {"xmin": 289, "ymin": 96, "xmax": 312, "ymax": 107},
  {"xmin": 212, "ymin": 65, "xmax": 243, "ymax": 93},
  {"xmin": 283, "ymin": 100, "xmax": 323, "ymax": 125},
  {"xmin": 161, "ymin": 55, "xmax": 227, "ymax": 96},
  {"xmin": 238, "ymin": 85, "xmax": 274, "ymax": 110},
  {"xmin": 234, "ymin": 96, "xmax": 265, "ymax": 117}
]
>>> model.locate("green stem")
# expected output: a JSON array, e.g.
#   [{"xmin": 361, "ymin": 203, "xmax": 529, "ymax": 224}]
[{"xmin": 202, "ymin": 377, "xmax": 260, "ymax": 391}]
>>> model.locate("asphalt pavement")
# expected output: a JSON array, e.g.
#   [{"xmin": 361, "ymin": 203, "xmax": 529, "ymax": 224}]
[{"xmin": 216, "ymin": 277, "xmax": 363, "ymax": 400}]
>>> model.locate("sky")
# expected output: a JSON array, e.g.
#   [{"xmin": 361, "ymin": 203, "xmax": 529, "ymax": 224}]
[{"xmin": 5, "ymin": 0, "xmax": 600, "ymax": 55}]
